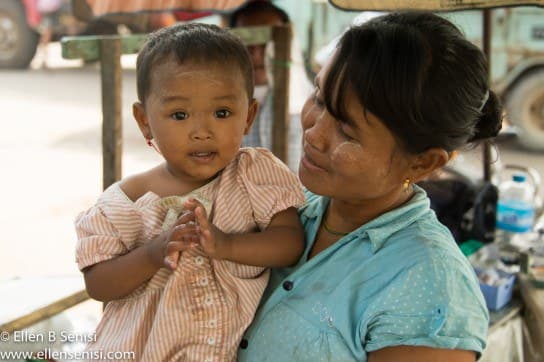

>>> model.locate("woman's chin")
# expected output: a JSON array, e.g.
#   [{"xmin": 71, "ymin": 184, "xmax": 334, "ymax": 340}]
[{"xmin": 298, "ymin": 167, "xmax": 326, "ymax": 195}]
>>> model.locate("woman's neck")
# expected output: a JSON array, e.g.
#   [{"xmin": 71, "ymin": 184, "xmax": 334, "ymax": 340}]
[{"xmin": 326, "ymin": 189, "xmax": 414, "ymax": 233}]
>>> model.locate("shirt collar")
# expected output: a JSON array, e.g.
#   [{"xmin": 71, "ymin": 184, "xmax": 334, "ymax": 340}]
[{"xmin": 300, "ymin": 185, "xmax": 431, "ymax": 253}]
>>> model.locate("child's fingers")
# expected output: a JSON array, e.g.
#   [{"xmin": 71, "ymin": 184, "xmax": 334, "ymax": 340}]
[
  {"xmin": 164, "ymin": 251, "xmax": 180, "ymax": 270},
  {"xmin": 174, "ymin": 210, "xmax": 196, "ymax": 226},
  {"xmin": 183, "ymin": 198, "xmax": 207, "ymax": 217},
  {"xmin": 194, "ymin": 206, "xmax": 210, "ymax": 231},
  {"xmin": 170, "ymin": 223, "xmax": 198, "ymax": 240},
  {"xmin": 164, "ymin": 239, "xmax": 197, "ymax": 268}
]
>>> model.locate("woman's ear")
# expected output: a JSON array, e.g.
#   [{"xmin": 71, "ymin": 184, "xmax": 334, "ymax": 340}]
[
  {"xmin": 408, "ymin": 148, "xmax": 450, "ymax": 183},
  {"xmin": 244, "ymin": 99, "xmax": 259, "ymax": 135},
  {"xmin": 133, "ymin": 102, "xmax": 152, "ymax": 139}
]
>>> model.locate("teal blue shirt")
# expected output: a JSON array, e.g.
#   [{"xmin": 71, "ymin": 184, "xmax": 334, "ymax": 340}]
[{"xmin": 238, "ymin": 186, "xmax": 489, "ymax": 361}]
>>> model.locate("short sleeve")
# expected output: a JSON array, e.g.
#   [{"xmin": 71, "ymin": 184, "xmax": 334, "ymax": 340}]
[
  {"xmin": 74, "ymin": 185, "xmax": 143, "ymax": 270},
  {"xmin": 363, "ymin": 253, "xmax": 489, "ymax": 354},
  {"xmin": 237, "ymin": 148, "xmax": 305, "ymax": 230}
]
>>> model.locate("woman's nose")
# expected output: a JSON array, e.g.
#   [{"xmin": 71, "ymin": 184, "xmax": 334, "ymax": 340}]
[{"xmin": 302, "ymin": 103, "xmax": 331, "ymax": 152}]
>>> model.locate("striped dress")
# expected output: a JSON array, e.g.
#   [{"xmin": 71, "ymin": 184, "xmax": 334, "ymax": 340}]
[{"xmin": 75, "ymin": 148, "xmax": 305, "ymax": 362}]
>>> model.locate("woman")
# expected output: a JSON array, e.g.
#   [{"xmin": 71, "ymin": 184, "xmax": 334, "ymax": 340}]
[{"xmin": 238, "ymin": 11, "xmax": 502, "ymax": 362}]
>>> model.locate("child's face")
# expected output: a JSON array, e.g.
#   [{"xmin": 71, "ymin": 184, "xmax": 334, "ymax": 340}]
[{"xmin": 134, "ymin": 58, "xmax": 257, "ymax": 183}]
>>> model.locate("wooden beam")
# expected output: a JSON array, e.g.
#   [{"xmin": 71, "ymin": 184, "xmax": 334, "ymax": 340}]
[
  {"xmin": 100, "ymin": 37, "xmax": 123, "ymax": 190},
  {"xmin": 61, "ymin": 34, "xmax": 147, "ymax": 61},
  {"xmin": 271, "ymin": 24, "xmax": 292, "ymax": 162},
  {"xmin": 0, "ymin": 290, "xmax": 89, "ymax": 333}
]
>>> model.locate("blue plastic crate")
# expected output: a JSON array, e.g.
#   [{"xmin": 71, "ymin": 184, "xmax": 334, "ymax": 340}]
[{"xmin": 475, "ymin": 269, "xmax": 516, "ymax": 311}]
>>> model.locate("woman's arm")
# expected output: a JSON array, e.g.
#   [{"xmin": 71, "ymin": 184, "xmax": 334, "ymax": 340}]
[
  {"xmin": 368, "ymin": 345, "xmax": 476, "ymax": 362},
  {"xmin": 179, "ymin": 199, "xmax": 304, "ymax": 267}
]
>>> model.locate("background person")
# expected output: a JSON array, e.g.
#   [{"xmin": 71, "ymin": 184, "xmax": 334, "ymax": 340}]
[
  {"xmin": 228, "ymin": 0, "xmax": 313, "ymax": 171},
  {"xmin": 238, "ymin": 11, "xmax": 502, "ymax": 362}
]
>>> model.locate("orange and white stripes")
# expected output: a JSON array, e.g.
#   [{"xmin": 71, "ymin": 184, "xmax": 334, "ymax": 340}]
[{"xmin": 75, "ymin": 148, "xmax": 305, "ymax": 362}]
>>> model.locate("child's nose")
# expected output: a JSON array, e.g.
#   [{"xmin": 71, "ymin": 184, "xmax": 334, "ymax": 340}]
[{"xmin": 189, "ymin": 118, "xmax": 213, "ymax": 141}]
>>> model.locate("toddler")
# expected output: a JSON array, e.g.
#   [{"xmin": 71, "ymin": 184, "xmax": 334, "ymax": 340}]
[{"xmin": 75, "ymin": 23, "xmax": 305, "ymax": 362}]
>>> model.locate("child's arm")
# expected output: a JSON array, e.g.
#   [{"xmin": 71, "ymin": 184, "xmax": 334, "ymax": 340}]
[
  {"xmin": 181, "ymin": 199, "xmax": 304, "ymax": 267},
  {"xmin": 83, "ymin": 213, "xmax": 199, "ymax": 302}
]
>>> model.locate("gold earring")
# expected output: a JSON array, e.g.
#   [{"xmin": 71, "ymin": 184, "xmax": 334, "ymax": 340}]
[{"xmin": 403, "ymin": 178, "xmax": 411, "ymax": 192}]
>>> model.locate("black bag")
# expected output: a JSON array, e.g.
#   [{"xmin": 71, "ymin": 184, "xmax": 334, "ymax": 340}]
[{"xmin": 418, "ymin": 179, "xmax": 498, "ymax": 243}]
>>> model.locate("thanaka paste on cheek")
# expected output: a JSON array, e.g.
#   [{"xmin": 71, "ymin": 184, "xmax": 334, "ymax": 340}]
[{"xmin": 331, "ymin": 141, "xmax": 362, "ymax": 167}]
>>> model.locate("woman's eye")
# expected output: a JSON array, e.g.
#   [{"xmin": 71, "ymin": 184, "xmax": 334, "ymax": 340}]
[
  {"xmin": 215, "ymin": 109, "xmax": 231, "ymax": 118},
  {"xmin": 338, "ymin": 123, "xmax": 355, "ymax": 140},
  {"xmin": 171, "ymin": 111, "xmax": 188, "ymax": 121},
  {"xmin": 312, "ymin": 90, "xmax": 325, "ymax": 108}
]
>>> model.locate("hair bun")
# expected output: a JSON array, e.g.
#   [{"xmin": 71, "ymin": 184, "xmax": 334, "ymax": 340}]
[{"xmin": 470, "ymin": 90, "xmax": 503, "ymax": 142}]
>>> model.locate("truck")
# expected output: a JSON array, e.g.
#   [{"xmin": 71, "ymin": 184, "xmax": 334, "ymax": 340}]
[
  {"xmin": 0, "ymin": 0, "xmax": 162, "ymax": 69},
  {"xmin": 287, "ymin": 2, "xmax": 544, "ymax": 152}
]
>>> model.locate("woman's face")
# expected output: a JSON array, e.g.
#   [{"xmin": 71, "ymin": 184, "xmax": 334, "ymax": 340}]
[{"xmin": 299, "ymin": 56, "xmax": 412, "ymax": 203}]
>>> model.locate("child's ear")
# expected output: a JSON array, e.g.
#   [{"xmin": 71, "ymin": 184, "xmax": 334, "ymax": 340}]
[
  {"xmin": 133, "ymin": 102, "xmax": 152, "ymax": 139},
  {"xmin": 407, "ymin": 148, "xmax": 450, "ymax": 183},
  {"xmin": 244, "ymin": 99, "xmax": 259, "ymax": 135}
]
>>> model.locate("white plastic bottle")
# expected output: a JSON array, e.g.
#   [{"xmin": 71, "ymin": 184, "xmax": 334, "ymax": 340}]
[{"xmin": 496, "ymin": 174, "xmax": 536, "ymax": 242}]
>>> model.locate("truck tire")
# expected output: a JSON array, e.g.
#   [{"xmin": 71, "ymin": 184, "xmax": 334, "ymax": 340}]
[
  {"xmin": 0, "ymin": 0, "xmax": 39, "ymax": 68},
  {"xmin": 505, "ymin": 68, "xmax": 544, "ymax": 152}
]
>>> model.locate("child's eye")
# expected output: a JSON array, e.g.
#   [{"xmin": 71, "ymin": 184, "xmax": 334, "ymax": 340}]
[
  {"xmin": 171, "ymin": 111, "xmax": 188, "ymax": 121},
  {"xmin": 215, "ymin": 109, "xmax": 231, "ymax": 118}
]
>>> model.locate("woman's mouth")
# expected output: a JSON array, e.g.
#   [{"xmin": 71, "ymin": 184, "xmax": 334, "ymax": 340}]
[{"xmin": 301, "ymin": 153, "xmax": 327, "ymax": 172}]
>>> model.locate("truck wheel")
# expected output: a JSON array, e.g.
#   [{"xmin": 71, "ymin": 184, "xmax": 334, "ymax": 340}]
[
  {"xmin": 0, "ymin": 0, "xmax": 39, "ymax": 68},
  {"xmin": 505, "ymin": 68, "xmax": 544, "ymax": 152}
]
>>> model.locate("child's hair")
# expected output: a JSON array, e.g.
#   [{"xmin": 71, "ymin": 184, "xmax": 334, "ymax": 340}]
[
  {"xmin": 324, "ymin": 11, "xmax": 503, "ymax": 153},
  {"xmin": 136, "ymin": 23, "xmax": 254, "ymax": 103}
]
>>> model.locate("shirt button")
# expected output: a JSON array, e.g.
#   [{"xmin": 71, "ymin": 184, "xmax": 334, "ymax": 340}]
[
  {"xmin": 204, "ymin": 296, "xmax": 213, "ymax": 306},
  {"xmin": 199, "ymin": 277, "xmax": 209, "ymax": 286},
  {"xmin": 208, "ymin": 319, "xmax": 217, "ymax": 328},
  {"xmin": 282, "ymin": 280, "xmax": 294, "ymax": 291},
  {"xmin": 240, "ymin": 338, "xmax": 249, "ymax": 349},
  {"xmin": 195, "ymin": 256, "xmax": 204, "ymax": 265},
  {"xmin": 207, "ymin": 337, "xmax": 216, "ymax": 345}
]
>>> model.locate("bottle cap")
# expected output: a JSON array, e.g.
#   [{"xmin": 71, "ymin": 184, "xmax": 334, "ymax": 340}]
[{"xmin": 512, "ymin": 174, "xmax": 526, "ymax": 182}]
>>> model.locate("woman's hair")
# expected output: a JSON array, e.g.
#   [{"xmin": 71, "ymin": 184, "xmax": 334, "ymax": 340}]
[
  {"xmin": 136, "ymin": 23, "xmax": 254, "ymax": 102},
  {"xmin": 324, "ymin": 11, "xmax": 503, "ymax": 153}
]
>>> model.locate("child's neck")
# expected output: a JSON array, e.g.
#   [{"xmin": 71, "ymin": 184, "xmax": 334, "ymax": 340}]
[{"xmin": 152, "ymin": 163, "xmax": 217, "ymax": 198}]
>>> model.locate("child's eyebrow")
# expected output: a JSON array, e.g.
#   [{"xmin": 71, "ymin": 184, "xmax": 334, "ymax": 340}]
[
  {"xmin": 213, "ymin": 95, "xmax": 238, "ymax": 101},
  {"xmin": 161, "ymin": 95, "xmax": 189, "ymax": 103}
]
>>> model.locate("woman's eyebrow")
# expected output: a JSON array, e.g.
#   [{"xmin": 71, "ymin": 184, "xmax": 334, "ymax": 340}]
[{"xmin": 313, "ymin": 76, "xmax": 321, "ymax": 89}]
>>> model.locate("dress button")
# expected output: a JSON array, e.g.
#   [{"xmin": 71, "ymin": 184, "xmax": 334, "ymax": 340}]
[
  {"xmin": 195, "ymin": 256, "xmax": 204, "ymax": 265},
  {"xmin": 208, "ymin": 319, "xmax": 217, "ymax": 328},
  {"xmin": 282, "ymin": 280, "xmax": 294, "ymax": 291},
  {"xmin": 204, "ymin": 358, "xmax": 213, "ymax": 362},
  {"xmin": 207, "ymin": 337, "xmax": 216, "ymax": 345},
  {"xmin": 204, "ymin": 296, "xmax": 213, "ymax": 306},
  {"xmin": 199, "ymin": 277, "xmax": 208, "ymax": 286},
  {"xmin": 240, "ymin": 338, "xmax": 249, "ymax": 349}
]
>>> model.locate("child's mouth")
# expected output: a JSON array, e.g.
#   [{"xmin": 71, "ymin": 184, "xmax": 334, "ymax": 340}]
[{"xmin": 189, "ymin": 152, "xmax": 216, "ymax": 163}]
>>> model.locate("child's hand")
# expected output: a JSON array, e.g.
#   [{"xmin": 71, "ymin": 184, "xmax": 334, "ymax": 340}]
[
  {"xmin": 148, "ymin": 211, "xmax": 200, "ymax": 270},
  {"xmin": 183, "ymin": 198, "xmax": 231, "ymax": 260}
]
